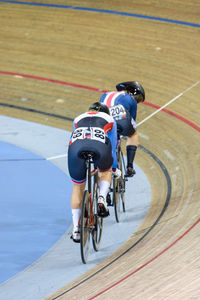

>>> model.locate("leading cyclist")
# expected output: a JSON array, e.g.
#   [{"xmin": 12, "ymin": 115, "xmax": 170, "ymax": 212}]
[
  {"xmin": 100, "ymin": 81, "xmax": 145, "ymax": 177},
  {"xmin": 68, "ymin": 102, "xmax": 119, "ymax": 242}
]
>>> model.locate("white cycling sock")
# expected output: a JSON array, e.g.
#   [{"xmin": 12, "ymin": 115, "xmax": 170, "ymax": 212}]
[
  {"xmin": 98, "ymin": 180, "xmax": 110, "ymax": 199},
  {"xmin": 72, "ymin": 208, "xmax": 81, "ymax": 228}
]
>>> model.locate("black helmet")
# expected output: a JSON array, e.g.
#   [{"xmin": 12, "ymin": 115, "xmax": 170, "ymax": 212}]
[
  {"xmin": 116, "ymin": 81, "xmax": 145, "ymax": 103},
  {"xmin": 89, "ymin": 102, "xmax": 110, "ymax": 115}
]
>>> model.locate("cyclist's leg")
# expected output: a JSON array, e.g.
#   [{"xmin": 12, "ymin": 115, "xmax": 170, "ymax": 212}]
[
  {"xmin": 98, "ymin": 170, "xmax": 112, "ymax": 199},
  {"xmin": 126, "ymin": 130, "xmax": 138, "ymax": 176},
  {"xmin": 119, "ymin": 115, "xmax": 137, "ymax": 177},
  {"xmin": 71, "ymin": 182, "xmax": 86, "ymax": 209},
  {"xmin": 116, "ymin": 117, "xmax": 137, "ymax": 177},
  {"xmin": 70, "ymin": 183, "xmax": 86, "ymax": 242},
  {"xmin": 126, "ymin": 130, "xmax": 139, "ymax": 146},
  {"xmin": 68, "ymin": 141, "xmax": 87, "ymax": 241},
  {"xmin": 95, "ymin": 142, "xmax": 113, "ymax": 217},
  {"xmin": 97, "ymin": 170, "xmax": 111, "ymax": 217}
]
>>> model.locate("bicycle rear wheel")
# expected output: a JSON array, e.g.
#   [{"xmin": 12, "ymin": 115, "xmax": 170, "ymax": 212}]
[
  {"xmin": 80, "ymin": 190, "xmax": 91, "ymax": 264},
  {"xmin": 92, "ymin": 173, "xmax": 103, "ymax": 251}
]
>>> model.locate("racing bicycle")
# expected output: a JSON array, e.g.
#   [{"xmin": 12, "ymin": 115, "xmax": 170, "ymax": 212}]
[
  {"xmin": 107, "ymin": 133, "xmax": 127, "ymax": 222},
  {"xmin": 80, "ymin": 151, "xmax": 103, "ymax": 264}
]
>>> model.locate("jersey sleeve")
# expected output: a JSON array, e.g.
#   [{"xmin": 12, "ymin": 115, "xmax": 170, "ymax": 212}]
[
  {"xmin": 69, "ymin": 120, "xmax": 76, "ymax": 144},
  {"xmin": 107, "ymin": 118, "xmax": 117, "ymax": 169},
  {"xmin": 72, "ymin": 120, "xmax": 76, "ymax": 131},
  {"xmin": 129, "ymin": 97, "xmax": 137, "ymax": 120},
  {"xmin": 99, "ymin": 93, "xmax": 107, "ymax": 103}
]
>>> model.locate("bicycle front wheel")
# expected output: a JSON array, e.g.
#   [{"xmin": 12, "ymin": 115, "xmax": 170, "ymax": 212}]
[
  {"xmin": 118, "ymin": 150, "xmax": 126, "ymax": 212},
  {"xmin": 80, "ymin": 190, "xmax": 91, "ymax": 264},
  {"xmin": 113, "ymin": 176, "xmax": 121, "ymax": 223},
  {"xmin": 92, "ymin": 214, "xmax": 103, "ymax": 251}
]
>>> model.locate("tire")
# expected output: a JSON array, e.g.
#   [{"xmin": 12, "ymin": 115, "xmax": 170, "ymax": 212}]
[
  {"xmin": 80, "ymin": 190, "xmax": 91, "ymax": 264},
  {"xmin": 92, "ymin": 174, "xmax": 103, "ymax": 251},
  {"xmin": 92, "ymin": 214, "xmax": 103, "ymax": 251},
  {"xmin": 118, "ymin": 151, "xmax": 126, "ymax": 212},
  {"xmin": 113, "ymin": 176, "xmax": 121, "ymax": 223}
]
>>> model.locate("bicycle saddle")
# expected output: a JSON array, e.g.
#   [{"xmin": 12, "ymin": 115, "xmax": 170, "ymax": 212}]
[{"xmin": 80, "ymin": 151, "xmax": 97, "ymax": 159}]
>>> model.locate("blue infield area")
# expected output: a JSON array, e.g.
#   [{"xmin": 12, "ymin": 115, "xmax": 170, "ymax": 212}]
[{"xmin": 0, "ymin": 140, "xmax": 72, "ymax": 284}]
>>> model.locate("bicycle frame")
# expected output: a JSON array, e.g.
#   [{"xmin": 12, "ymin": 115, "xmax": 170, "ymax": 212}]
[{"xmin": 86, "ymin": 155, "xmax": 95, "ymax": 227}]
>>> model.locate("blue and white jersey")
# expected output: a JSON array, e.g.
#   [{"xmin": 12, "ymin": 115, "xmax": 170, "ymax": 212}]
[
  {"xmin": 100, "ymin": 91, "xmax": 137, "ymax": 121},
  {"xmin": 69, "ymin": 111, "xmax": 117, "ymax": 169}
]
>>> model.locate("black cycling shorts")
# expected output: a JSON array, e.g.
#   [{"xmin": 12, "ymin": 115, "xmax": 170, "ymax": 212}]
[
  {"xmin": 116, "ymin": 113, "xmax": 136, "ymax": 137},
  {"xmin": 68, "ymin": 139, "xmax": 113, "ymax": 184}
]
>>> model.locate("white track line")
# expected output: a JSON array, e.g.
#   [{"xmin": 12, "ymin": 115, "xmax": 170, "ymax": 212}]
[
  {"xmin": 46, "ymin": 154, "xmax": 67, "ymax": 160},
  {"xmin": 137, "ymin": 80, "xmax": 200, "ymax": 127}
]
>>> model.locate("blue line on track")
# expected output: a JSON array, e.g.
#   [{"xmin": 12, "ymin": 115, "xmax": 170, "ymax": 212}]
[{"xmin": 0, "ymin": 0, "xmax": 200, "ymax": 28}]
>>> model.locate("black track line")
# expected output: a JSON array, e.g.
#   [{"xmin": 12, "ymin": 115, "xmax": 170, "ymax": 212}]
[{"xmin": 0, "ymin": 102, "xmax": 73, "ymax": 122}]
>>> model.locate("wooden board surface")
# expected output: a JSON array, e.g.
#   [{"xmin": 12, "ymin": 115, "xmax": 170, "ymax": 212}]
[{"xmin": 0, "ymin": 1, "xmax": 200, "ymax": 299}]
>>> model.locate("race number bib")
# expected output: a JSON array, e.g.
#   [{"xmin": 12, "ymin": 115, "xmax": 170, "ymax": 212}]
[
  {"xmin": 71, "ymin": 127, "xmax": 106, "ymax": 144},
  {"xmin": 109, "ymin": 104, "xmax": 127, "ymax": 121}
]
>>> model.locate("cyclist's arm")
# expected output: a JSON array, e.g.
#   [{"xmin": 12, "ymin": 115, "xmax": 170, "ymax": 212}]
[
  {"xmin": 72, "ymin": 120, "xmax": 76, "ymax": 131},
  {"xmin": 69, "ymin": 119, "xmax": 77, "ymax": 144},
  {"xmin": 129, "ymin": 97, "xmax": 137, "ymax": 121},
  {"xmin": 117, "ymin": 94, "xmax": 137, "ymax": 121},
  {"xmin": 107, "ymin": 119, "xmax": 117, "ymax": 169}
]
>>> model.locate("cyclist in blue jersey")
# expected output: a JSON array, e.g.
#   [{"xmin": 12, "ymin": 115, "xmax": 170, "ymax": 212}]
[
  {"xmin": 68, "ymin": 102, "xmax": 120, "ymax": 242},
  {"xmin": 100, "ymin": 81, "xmax": 145, "ymax": 177}
]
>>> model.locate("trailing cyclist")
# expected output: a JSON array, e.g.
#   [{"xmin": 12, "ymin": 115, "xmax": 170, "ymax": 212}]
[
  {"xmin": 100, "ymin": 81, "xmax": 145, "ymax": 177},
  {"xmin": 68, "ymin": 102, "xmax": 120, "ymax": 242}
]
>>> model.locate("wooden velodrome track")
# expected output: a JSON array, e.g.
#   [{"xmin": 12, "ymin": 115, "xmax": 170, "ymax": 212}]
[{"xmin": 0, "ymin": 0, "xmax": 200, "ymax": 299}]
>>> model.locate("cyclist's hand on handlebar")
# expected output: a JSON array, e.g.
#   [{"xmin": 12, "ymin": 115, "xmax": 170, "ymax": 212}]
[{"xmin": 112, "ymin": 168, "xmax": 121, "ymax": 179}]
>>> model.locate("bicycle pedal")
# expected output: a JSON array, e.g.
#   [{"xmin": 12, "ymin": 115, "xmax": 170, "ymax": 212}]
[
  {"xmin": 97, "ymin": 204, "xmax": 110, "ymax": 217},
  {"xmin": 106, "ymin": 194, "xmax": 112, "ymax": 206},
  {"xmin": 98, "ymin": 210, "xmax": 110, "ymax": 217}
]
